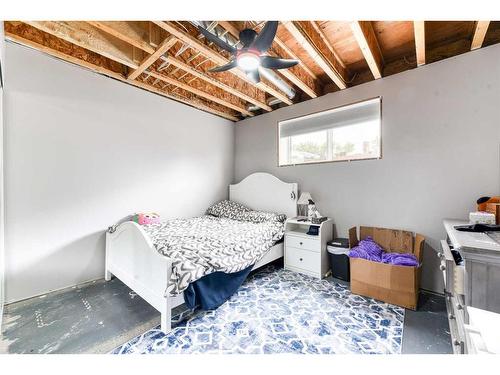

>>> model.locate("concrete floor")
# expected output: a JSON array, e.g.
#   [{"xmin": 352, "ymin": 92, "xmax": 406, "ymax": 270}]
[
  {"xmin": 1, "ymin": 278, "xmax": 162, "ymax": 353},
  {"xmin": 402, "ymin": 290, "xmax": 452, "ymax": 354},
  {"xmin": 1, "ymin": 270, "xmax": 452, "ymax": 354}
]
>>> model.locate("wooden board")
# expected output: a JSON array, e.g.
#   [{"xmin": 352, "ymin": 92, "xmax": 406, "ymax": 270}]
[
  {"xmin": 371, "ymin": 21, "xmax": 415, "ymax": 63},
  {"xmin": 414, "ymin": 21, "xmax": 426, "ymax": 66},
  {"xmin": 483, "ymin": 21, "xmax": 500, "ymax": 47},
  {"xmin": 88, "ymin": 21, "xmax": 155, "ymax": 54},
  {"xmin": 425, "ymin": 21, "xmax": 476, "ymax": 49},
  {"xmin": 282, "ymin": 21, "xmax": 349, "ymax": 89},
  {"xmin": 350, "ymin": 21, "xmax": 384, "ymax": 79},
  {"xmin": 471, "ymin": 21, "xmax": 491, "ymax": 50}
]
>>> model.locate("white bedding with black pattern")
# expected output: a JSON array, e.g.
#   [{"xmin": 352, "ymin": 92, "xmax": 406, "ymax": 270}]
[{"xmin": 142, "ymin": 214, "xmax": 285, "ymax": 296}]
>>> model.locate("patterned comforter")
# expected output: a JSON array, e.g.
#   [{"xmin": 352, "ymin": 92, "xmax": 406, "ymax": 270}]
[{"xmin": 142, "ymin": 215, "xmax": 285, "ymax": 296}]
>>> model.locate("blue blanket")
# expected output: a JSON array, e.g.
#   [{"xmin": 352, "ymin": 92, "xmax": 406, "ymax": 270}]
[{"xmin": 183, "ymin": 265, "xmax": 253, "ymax": 310}]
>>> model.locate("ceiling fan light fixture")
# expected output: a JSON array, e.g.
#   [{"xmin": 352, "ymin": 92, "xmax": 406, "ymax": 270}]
[{"xmin": 237, "ymin": 52, "xmax": 260, "ymax": 71}]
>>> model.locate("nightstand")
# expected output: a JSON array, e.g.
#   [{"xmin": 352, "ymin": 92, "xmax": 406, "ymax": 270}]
[{"xmin": 284, "ymin": 217, "xmax": 333, "ymax": 279}]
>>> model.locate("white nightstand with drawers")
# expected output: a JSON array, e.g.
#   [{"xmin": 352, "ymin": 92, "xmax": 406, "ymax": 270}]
[{"xmin": 284, "ymin": 217, "xmax": 333, "ymax": 279}]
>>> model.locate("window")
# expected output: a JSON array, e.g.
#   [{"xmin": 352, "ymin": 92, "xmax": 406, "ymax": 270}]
[{"xmin": 278, "ymin": 97, "xmax": 381, "ymax": 166}]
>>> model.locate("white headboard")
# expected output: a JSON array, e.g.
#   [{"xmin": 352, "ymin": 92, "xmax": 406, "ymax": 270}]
[{"xmin": 229, "ymin": 173, "xmax": 298, "ymax": 219}]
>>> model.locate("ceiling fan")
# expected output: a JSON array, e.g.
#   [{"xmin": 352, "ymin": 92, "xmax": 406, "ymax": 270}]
[{"xmin": 197, "ymin": 21, "xmax": 298, "ymax": 84}]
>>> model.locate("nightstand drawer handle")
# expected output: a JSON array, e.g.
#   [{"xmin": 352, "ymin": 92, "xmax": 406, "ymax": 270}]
[
  {"xmin": 299, "ymin": 242, "xmax": 303, "ymax": 245},
  {"xmin": 299, "ymin": 258, "xmax": 303, "ymax": 261}
]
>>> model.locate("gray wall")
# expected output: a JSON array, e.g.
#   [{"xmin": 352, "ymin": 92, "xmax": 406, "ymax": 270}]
[
  {"xmin": 235, "ymin": 43, "xmax": 500, "ymax": 293},
  {"xmin": 4, "ymin": 42, "xmax": 234, "ymax": 303}
]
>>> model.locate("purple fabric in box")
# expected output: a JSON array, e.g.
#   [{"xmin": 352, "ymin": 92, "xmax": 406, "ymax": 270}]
[
  {"xmin": 349, "ymin": 236, "xmax": 419, "ymax": 267},
  {"xmin": 348, "ymin": 237, "xmax": 383, "ymax": 262}
]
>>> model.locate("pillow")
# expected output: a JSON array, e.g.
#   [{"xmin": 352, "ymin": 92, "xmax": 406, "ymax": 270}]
[
  {"xmin": 206, "ymin": 200, "xmax": 251, "ymax": 219},
  {"xmin": 238, "ymin": 210, "xmax": 287, "ymax": 224}
]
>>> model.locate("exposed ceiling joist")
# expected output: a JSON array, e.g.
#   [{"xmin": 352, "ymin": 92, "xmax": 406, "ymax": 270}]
[
  {"xmin": 128, "ymin": 36, "xmax": 177, "ymax": 80},
  {"xmin": 25, "ymin": 21, "xmax": 141, "ymax": 69},
  {"xmin": 471, "ymin": 21, "xmax": 490, "ymax": 50},
  {"xmin": 5, "ymin": 23, "xmax": 238, "ymax": 122},
  {"xmin": 217, "ymin": 21, "xmax": 318, "ymax": 99},
  {"xmin": 131, "ymin": 77, "xmax": 238, "ymax": 122},
  {"xmin": 272, "ymin": 32, "xmax": 318, "ymax": 80},
  {"xmin": 350, "ymin": 21, "xmax": 384, "ymax": 79},
  {"xmin": 283, "ymin": 21, "xmax": 348, "ymax": 89},
  {"xmin": 146, "ymin": 70, "xmax": 253, "ymax": 116},
  {"xmin": 310, "ymin": 21, "xmax": 347, "ymax": 70},
  {"xmin": 5, "ymin": 29, "xmax": 123, "ymax": 77},
  {"xmin": 153, "ymin": 21, "xmax": 293, "ymax": 106},
  {"xmin": 414, "ymin": 21, "xmax": 426, "ymax": 66},
  {"xmin": 161, "ymin": 55, "xmax": 271, "ymax": 111},
  {"xmin": 87, "ymin": 21, "xmax": 155, "ymax": 54}
]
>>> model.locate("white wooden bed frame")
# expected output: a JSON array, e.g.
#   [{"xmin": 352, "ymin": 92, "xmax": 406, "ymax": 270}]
[{"xmin": 105, "ymin": 172, "xmax": 298, "ymax": 334}]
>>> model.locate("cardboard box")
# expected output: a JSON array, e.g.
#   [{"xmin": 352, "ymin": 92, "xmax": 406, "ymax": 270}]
[
  {"xmin": 485, "ymin": 203, "xmax": 500, "ymax": 224},
  {"xmin": 348, "ymin": 226, "xmax": 425, "ymax": 310}
]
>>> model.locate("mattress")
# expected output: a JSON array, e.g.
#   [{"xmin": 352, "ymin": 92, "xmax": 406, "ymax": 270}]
[{"xmin": 141, "ymin": 215, "xmax": 285, "ymax": 296}]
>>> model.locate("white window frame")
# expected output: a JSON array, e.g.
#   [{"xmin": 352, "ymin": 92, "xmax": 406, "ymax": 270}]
[{"xmin": 277, "ymin": 97, "xmax": 382, "ymax": 167}]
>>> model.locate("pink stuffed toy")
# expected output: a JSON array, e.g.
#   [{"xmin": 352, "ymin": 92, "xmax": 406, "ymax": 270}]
[{"xmin": 132, "ymin": 213, "xmax": 160, "ymax": 225}]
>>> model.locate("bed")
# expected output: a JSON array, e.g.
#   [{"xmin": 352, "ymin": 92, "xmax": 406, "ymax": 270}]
[{"xmin": 105, "ymin": 172, "xmax": 298, "ymax": 334}]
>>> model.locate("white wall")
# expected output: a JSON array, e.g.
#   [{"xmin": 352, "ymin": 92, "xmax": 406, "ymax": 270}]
[
  {"xmin": 4, "ymin": 42, "xmax": 234, "ymax": 303},
  {"xmin": 235, "ymin": 44, "xmax": 500, "ymax": 293}
]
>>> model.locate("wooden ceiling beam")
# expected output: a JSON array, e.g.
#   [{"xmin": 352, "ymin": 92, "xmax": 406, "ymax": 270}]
[
  {"xmin": 214, "ymin": 21, "xmax": 240, "ymax": 42},
  {"xmin": 282, "ymin": 21, "xmax": 348, "ymax": 89},
  {"xmin": 471, "ymin": 21, "xmax": 490, "ymax": 50},
  {"xmin": 413, "ymin": 21, "xmax": 426, "ymax": 66},
  {"xmin": 25, "ymin": 21, "xmax": 140, "ymax": 69},
  {"xmin": 350, "ymin": 21, "xmax": 384, "ymax": 79},
  {"xmin": 5, "ymin": 23, "xmax": 238, "ymax": 122},
  {"xmin": 272, "ymin": 33, "xmax": 318, "ymax": 80},
  {"xmin": 309, "ymin": 21, "xmax": 347, "ymax": 70},
  {"xmin": 133, "ymin": 76, "xmax": 238, "ymax": 121},
  {"xmin": 153, "ymin": 21, "xmax": 293, "ymax": 107},
  {"xmin": 128, "ymin": 36, "xmax": 177, "ymax": 80},
  {"xmin": 87, "ymin": 21, "xmax": 155, "ymax": 54},
  {"xmin": 160, "ymin": 55, "xmax": 271, "ymax": 111},
  {"xmin": 217, "ymin": 21, "xmax": 319, "ymax": 99},
  {"xmin": 146, "ymin": 70, "xmax": 252, "ymax": 116}
]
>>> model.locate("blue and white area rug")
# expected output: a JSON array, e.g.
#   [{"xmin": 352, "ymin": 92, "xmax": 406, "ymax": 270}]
[{"xmin": 112, "ymin": 266, "xmax": 404, "ymax": 354}]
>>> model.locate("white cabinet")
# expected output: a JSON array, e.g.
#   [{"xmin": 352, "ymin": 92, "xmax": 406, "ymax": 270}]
[
  {"xmin": 442, "ymin": 219, "xmax": 500, "ymax": 354},
  {"xmin": 284, "ymin": 218, "xmax": 333, "ymax": 279}
]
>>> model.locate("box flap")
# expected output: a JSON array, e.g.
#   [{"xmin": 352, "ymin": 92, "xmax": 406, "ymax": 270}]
[{"xmin": 359, "ymin": 226, "xmax": 413, "ymax": 253}]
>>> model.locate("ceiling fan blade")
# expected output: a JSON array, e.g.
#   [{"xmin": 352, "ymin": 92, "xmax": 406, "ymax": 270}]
[
  {"xmin": 250, "ymin": 21, "xmax": 278, "ymax": 52},
  {"xmin": 239, "ymin": 29, "xmax": 258, "ymax": 48},
  {"xmin": 197, "ymin": 26, "xmax": 236, "ymax": 54},
  {"xmin": 208, "ymin": 60, "xmax": 237, "ymax": 72},
  {"xmin": 260, "ymin": 56, "xmax": 299, "ymax": 70},
  {"xmin": 246, "ymin": 70, "xmax": 261, "ymax": 84}
]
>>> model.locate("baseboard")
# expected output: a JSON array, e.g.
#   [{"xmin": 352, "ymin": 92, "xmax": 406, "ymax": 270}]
[
  {"xmin": 420, "ymin": 287, "xmax": 445, "ymax": 297},
  {"xmin": 5, "ymin": 277, "xmax": 104, "ymax": 306}
]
